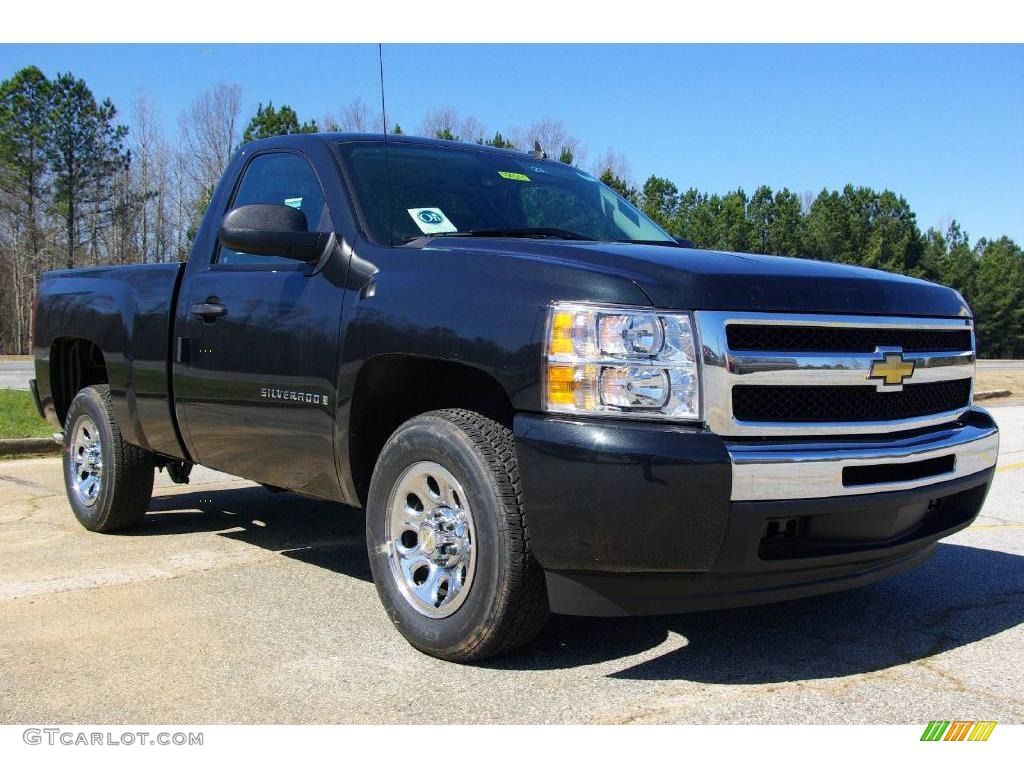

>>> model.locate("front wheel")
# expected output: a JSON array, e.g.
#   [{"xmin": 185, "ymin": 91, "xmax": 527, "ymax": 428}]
[
  {"xmin": 62, "ymin": 385, "xmax": 154, "ymax": 532},
  {"xmin": 366, "ymin": 409, "xmax": 549, "ymax": 662}
]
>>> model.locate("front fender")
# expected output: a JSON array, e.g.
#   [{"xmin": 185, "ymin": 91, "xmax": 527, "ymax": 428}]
[{"xmin": 337, "ymin": 243, "xmax": 654, "ymax": 412}]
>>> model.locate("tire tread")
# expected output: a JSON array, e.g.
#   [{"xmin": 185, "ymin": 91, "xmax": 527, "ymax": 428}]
[
  {"xmin": 432, "ymin": 409, "xmax": 549, "ymax": 660},
  {"xmin": 65, "ymin": 385, "xmax": 153, "ymax": 532},
  {"xmin": 369, "ymin": 408, "xmax": 549, "ymax": 662}
]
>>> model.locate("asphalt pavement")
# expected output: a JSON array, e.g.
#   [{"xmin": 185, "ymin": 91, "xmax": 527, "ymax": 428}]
[
  {"xmin": 0, "ymin": 405, "xmax": 1021, "ymax": 724},
  {"xmin": 0, "ymin": 359, "xmax": 34, "ymax": 391}
]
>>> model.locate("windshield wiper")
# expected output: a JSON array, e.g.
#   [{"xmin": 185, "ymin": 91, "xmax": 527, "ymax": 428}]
[
  {"xmin": 610, "ymin": 238, "xmax": 685, "ymax": 247},
  {"xmin": 438, "ymin": 227, "xmax": 595, "ymax": 241}
]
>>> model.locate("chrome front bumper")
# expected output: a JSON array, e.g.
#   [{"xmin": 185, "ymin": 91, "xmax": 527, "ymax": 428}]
[{"xmin": 728, "ymin": 409, "xmax": 999, "ymax": 501}]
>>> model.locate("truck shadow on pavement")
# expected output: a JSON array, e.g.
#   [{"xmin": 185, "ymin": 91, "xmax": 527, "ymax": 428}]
[
  {"xmin": 142, "ymin": 485, "xmax": 374, "ymax": 582},
  {"xmin": 498, "ymin": 543, "xmax": 1024, "ymax": 682},
  {"xmin": 140, "ymin": 485, "xmax": 1023, "ymax": 683}
]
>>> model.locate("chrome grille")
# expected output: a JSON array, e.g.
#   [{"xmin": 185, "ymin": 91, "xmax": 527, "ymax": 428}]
[{"xmin": 695, "ymin": 311, "xmax": 976, "ymax": 437}]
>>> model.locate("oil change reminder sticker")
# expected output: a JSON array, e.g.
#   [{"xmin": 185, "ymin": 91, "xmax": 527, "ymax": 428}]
[
  {"xmin": 498, "ymin": 170, "xmax": 531, "ymax": 182},
  {"xmin": 408, "ymin": 207, "xmax": 457, "ymax": 234}
]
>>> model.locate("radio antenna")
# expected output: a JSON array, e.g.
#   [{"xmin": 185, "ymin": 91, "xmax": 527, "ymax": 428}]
[{"xmin": 378, "ymin": 43, "xmax": 393, "ymax": 246}]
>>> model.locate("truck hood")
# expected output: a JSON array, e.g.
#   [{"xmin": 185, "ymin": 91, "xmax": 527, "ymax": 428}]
[{"xmin": 433, "ymin": 239, "xmax": 970, "ymax": 317}]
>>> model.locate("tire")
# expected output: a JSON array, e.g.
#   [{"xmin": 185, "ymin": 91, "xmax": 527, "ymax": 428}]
[
  {"xmin": 62, "ymin": 385, "xmax": 154, "ymax": 533},
  {"xmin": 366, "ymin": 409, "xmax": 549, "ymax": 662}
]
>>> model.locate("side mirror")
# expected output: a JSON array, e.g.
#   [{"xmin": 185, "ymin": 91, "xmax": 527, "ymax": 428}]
[{"xmin": 219, "ymin": 204, "xmax": 333, "ymax": 263}]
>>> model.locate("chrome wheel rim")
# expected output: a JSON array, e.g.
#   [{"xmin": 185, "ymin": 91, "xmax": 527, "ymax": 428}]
[
  {"xmin": 68, "ymin": 415, "xmax": 103, "ymax": 507},
  {"xmin": 385, "ymin": 461, "xmax": 476, "ymax": 618}
]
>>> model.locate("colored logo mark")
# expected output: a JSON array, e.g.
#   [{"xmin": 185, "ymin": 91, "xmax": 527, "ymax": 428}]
[
  {"xmin": 868, "ymin": 350, "xmax": 916, "ymax": 388},
  {"xmin": 418, "ymin": 211, "xmax": 444, "ymax": 225},
  {"xmin": 920, "ymin": 720, "xmax": 996, "ymax": 741}
]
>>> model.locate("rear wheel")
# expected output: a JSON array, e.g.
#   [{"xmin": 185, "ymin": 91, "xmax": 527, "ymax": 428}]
[
  {"xmin": 62, "ymin": 385, "xmax": 154, "ymax": 533},
  {"xmin": 366, "ymin": 409, "xmax": 549, "ymax": 662}
]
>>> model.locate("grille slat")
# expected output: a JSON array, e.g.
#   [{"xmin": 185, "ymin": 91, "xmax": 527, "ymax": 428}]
[
  {"xmin": 726, "ymin": 325, "xmax": 972, "ymax": 353},
  {"xmin": 732, "ymin": 379, "xmax": 972, "ymax": 423}
]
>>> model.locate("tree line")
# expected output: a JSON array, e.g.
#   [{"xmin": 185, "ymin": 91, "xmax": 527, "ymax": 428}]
[
  {"xmin": 627, "ymin": 181, "xmax": 1024, "ymax": 358},
  {"xmin": 1, "ymin": 65, "xmax": 1021, "ymax": 357}
]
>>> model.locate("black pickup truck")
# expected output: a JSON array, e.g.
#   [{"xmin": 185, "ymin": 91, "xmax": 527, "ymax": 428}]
[{"xmin": 31, "ymin": 133, "xmax": 999, "ymax": 661}]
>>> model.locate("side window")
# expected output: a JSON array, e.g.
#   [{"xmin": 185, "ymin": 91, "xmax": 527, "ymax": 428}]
[{"xmin": 217, "ymin": 152, "xmax": 331, "ymax": 266}]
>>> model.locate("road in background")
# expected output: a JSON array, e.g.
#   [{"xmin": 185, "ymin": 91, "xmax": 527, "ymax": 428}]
[
  {"xmin": 978, "ymin": 360, "xmax": 1024, "ymax": 370},
  {"xmin": 0, "ymin": 359, "xmax": 33, "ymax": 391},
  {"xmin": 0, "ymin": 408, "xmax": 1021, "ymax": 724}
]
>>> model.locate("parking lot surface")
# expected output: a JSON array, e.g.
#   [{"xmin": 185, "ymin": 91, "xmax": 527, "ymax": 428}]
[{"xmin": 0, "ymin": 406, "xmax": 1021, "ymax": 724}]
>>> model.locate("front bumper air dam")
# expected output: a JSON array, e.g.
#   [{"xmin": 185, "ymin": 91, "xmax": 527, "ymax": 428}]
[
  {"xmin": 514, "ymin": 409, "xmax": 998, "ymax": 617},
  {"xmin": 513, "ymin": 413, "xmax": 733, "ymax": 573}
]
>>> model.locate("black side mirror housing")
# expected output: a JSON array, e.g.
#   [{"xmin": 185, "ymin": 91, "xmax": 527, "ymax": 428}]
[{"xmin": 219, "ymin": 204, "xmax": 333, "ymax": 263}]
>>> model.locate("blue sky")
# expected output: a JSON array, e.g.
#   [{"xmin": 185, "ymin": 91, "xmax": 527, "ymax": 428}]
[{"xmin": 2, "ymin": 44, "xmax": 1022, "ymax": 243}]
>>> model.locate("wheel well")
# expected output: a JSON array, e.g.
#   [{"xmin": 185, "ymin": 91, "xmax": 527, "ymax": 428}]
[
  {"xmin": 349, "ymin": 355, "xmax": 514, "ymax": 506},
  {"xmin": 50, "ymin": 338, "xmax": 108, "ymax": 426}
]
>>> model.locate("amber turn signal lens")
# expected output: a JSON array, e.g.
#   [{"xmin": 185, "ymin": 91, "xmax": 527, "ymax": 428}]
[
  {"xmin": 546, "ymin": 364, "xmax": 577, "ymax": 405},
  {"xmin": 549, "ymin": 311, "xmax": 575, "ymax": 356}
]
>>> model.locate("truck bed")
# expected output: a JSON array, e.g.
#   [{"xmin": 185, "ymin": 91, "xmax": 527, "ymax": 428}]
[{"xmin": 33, "ymin": 262, "xmax": 188, "ymax": 460}]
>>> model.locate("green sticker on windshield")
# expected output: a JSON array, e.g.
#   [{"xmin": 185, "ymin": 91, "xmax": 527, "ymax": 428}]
[{"xmin": 498, "ymin": 171, "xmax": 531, "ymax": 182}]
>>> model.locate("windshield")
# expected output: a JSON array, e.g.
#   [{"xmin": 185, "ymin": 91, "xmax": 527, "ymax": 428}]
[{"xmin": 337, "ymin": 141, "xmax": 674, "ymax": 245}]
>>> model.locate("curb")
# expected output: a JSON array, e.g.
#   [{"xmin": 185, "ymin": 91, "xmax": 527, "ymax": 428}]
[
  {"xmin": 0, "ymin": 437, "xmax": 61, "ymax": 456},
  {"xmin": 975, "ymin": 389, "xmax": 1012, "ymax": 401}
]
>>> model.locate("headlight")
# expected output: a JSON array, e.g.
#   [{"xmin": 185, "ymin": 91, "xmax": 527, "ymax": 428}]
[{"xmin": 544, "ymin": 302, "xmax": 701, "ymax": 421}]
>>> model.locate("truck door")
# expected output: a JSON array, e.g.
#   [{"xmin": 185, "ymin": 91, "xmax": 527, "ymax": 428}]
[{"xmin": 173, "ymin": 149, "xmax": 347, "ymax": 500}]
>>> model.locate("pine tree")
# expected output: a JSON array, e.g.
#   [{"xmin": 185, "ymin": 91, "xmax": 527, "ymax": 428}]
[
  {"xmin": 242, "ymin": 102, "xmax": 318, "ymax": 142},
  {"xmin": 0, "ymin": 66, "xmax": 52, "ymax": 349},
  {"xmin": 44, "ymin": 72, "xmax": 129, "ymax": 268},
  {"xmin": 599, "ymin": 169, "xmax": 637, "ymax": 204},
  {"xmin": 640, "ymin": 176, "xmax": 679, "ymax": 230},
  {"xmin": 972, "ymin": 237, "xmax": 1024, "ymax": 358},
  {"xmin": 484, "ymin": 131, "xmax": 513, "ymax": 149}
]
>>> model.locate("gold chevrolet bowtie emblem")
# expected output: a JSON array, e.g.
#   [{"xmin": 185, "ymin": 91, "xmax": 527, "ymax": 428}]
[{"xmin": 868, "ymin": 351, "xmax": 916, "ymax": 388}]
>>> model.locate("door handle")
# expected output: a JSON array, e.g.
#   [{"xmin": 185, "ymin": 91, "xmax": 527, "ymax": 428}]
[{"xmin": 189, "ymin": 301, "xmax": 227, "ymax": 321}]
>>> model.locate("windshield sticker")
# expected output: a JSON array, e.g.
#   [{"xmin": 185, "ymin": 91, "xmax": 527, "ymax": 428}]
[
  {"xmin": 408, "ymin": 207, "xmax": 458, "ymax": 234},
  {"xmin": 284, "ymin": 197, "xmax": 303, "ymax": 209},
  {"xmin": 498, "ymin": 170, "xmax": 531, "ymax": 182}
]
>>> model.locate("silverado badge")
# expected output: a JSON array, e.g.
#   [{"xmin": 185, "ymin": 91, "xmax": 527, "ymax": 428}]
[{"xmin": 868, "ymin": 349, "xmax": 916, "ymax": 391}]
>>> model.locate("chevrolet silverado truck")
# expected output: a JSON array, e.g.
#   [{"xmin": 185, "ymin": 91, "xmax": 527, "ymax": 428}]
[{"xmin": 31, "ymin": 133, "xmax": 999, "ymax": 661}]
